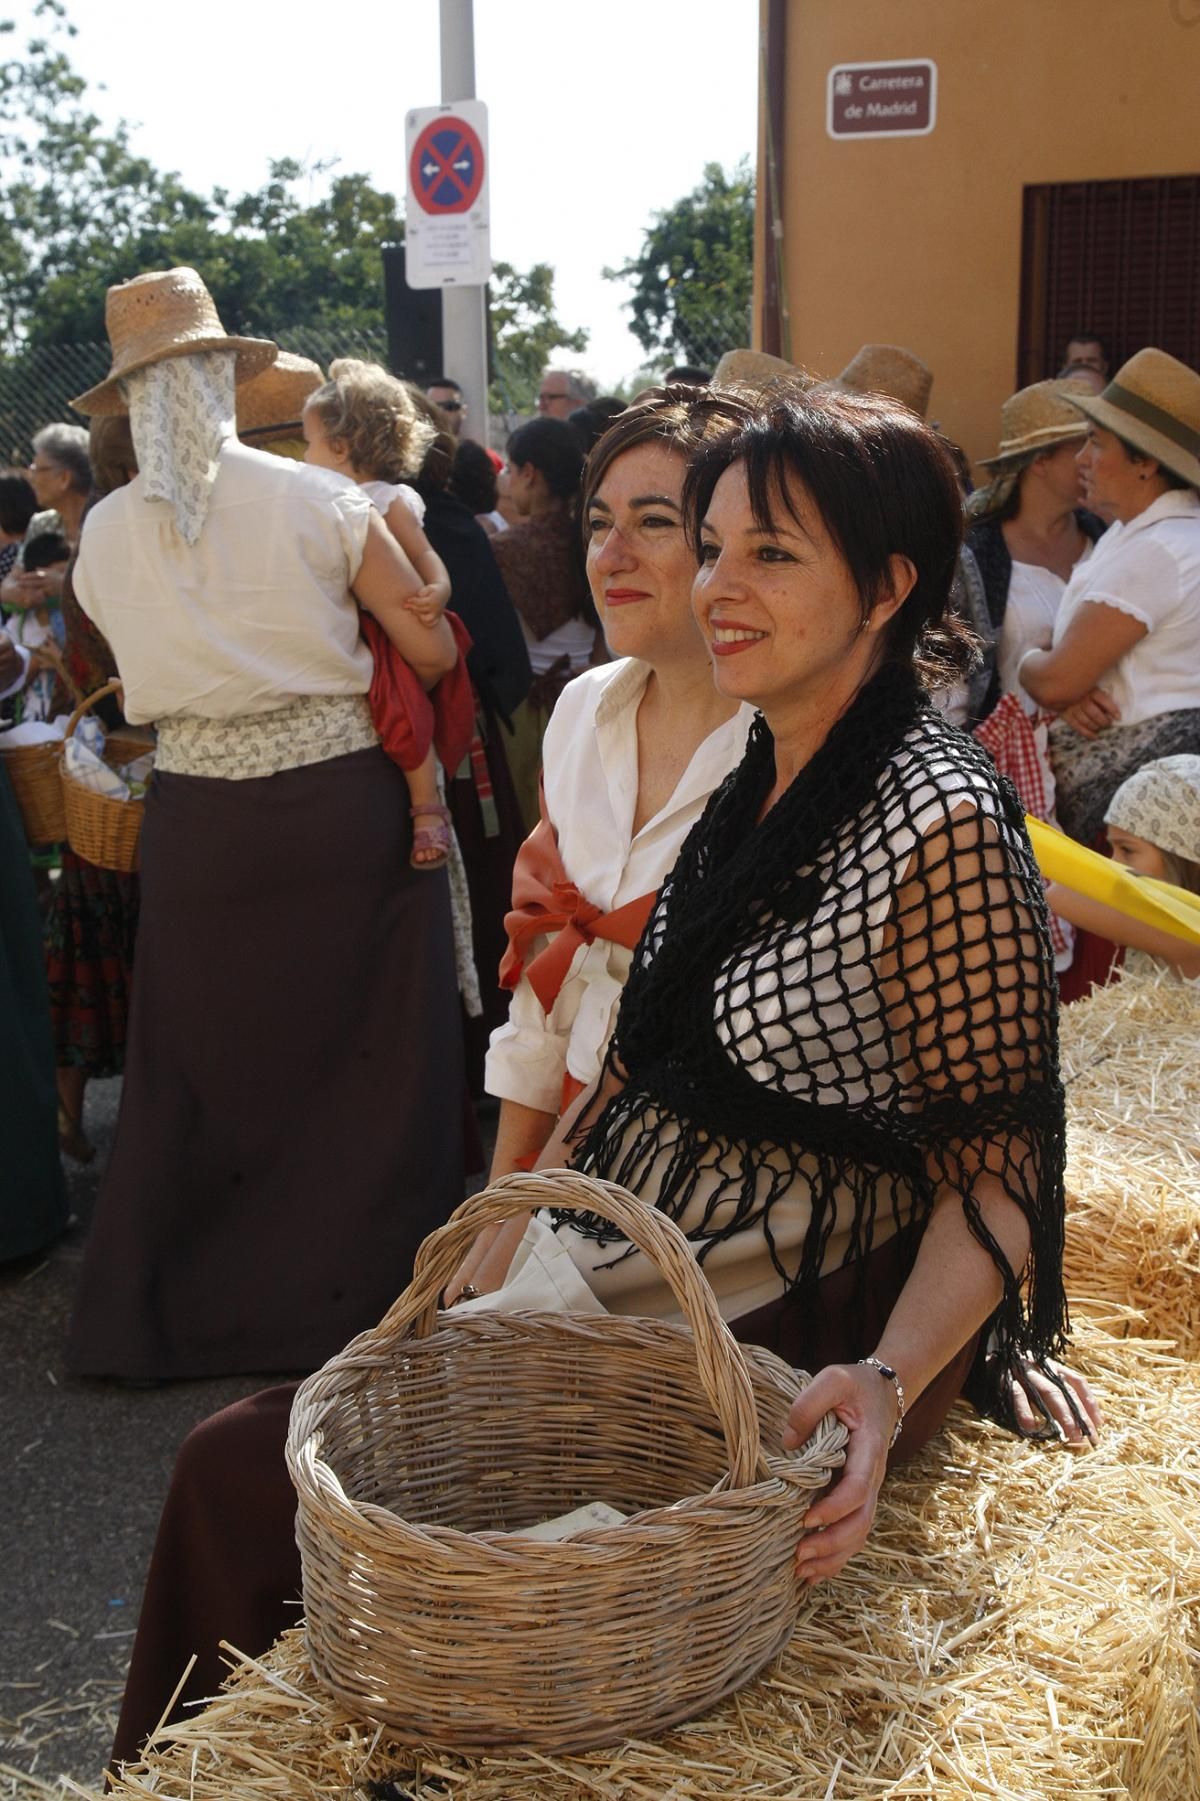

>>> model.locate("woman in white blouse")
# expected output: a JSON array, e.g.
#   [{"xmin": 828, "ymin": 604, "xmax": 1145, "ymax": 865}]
[
  {"xmin": 965, "ymin": 379, "xmax": 1103, "ymax": 720},
  {"xmin": 1021, "ymin": 348, "xmax": 1200, "ymax": 844},
  {"xmin": 63, "ymin": 268, "xmax": 465, "ymax": 1383},
  {"xmin": 481, "ymin": 387, "xmax": 755, "ymax": 1179}
]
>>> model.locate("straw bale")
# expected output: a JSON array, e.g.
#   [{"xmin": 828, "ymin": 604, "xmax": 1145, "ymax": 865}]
[
  {"xmin": 1060, "ymin": 969, "xmax": 1200, "ymax": 1353},
  {"xmin": 83, "ymin": 1321, "xmax": 1200, "ymax": 1801}
]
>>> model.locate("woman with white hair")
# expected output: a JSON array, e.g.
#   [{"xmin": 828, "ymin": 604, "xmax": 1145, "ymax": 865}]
[
  {"xmin": 0, "ymin": 422, "xmax": 93, "ymax": 721},
  {"xmin": 64, "ymin": 268, "xmax": 465, "ymax": 1382}
]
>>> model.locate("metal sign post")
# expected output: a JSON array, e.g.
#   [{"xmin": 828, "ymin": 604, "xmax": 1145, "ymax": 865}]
[{"xmin": 403, "ymin": 0, "xmax": 490, "ymax": 446}]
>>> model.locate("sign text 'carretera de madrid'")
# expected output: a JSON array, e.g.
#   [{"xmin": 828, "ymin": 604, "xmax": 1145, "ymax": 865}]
[{"xmin": 827, "ymin": 61, "xmax": 937, "ymax": 139}]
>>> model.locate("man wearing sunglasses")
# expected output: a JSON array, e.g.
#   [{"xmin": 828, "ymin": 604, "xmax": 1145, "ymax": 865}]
[{"xmin": 427, "ymin": 376, "xmax": 467, "ymax": 437}]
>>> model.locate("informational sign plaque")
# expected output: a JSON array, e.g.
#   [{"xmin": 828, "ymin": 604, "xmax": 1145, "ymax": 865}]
[
  {"xmin": 827, "ymin": 61, "xmax": 937, "ymax": 139},
  {"xmin": 405, "ymin": 100, "xmax": 492, "ymax": 288}
]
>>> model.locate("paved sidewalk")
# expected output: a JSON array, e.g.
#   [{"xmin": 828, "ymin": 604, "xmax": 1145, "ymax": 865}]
[
  {"xmin": 1, "ymin": 1081, "xmax": 492, "ymax": 1798},
  {"xmin": 2, "ymin": 1083, "xmax": 298, "ymax": 1796}
]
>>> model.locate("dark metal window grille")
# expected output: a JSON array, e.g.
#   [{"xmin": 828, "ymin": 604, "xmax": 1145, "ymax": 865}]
[{"xmin": 1018, "ymin": 175, "xmax": 1200, "ymax": 385}]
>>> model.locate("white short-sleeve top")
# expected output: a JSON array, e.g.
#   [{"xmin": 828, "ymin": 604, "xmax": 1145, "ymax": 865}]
[
  {"xmin": 361, "ymin": 479, "xmax": 426, "ymax": 524},
  {"xmin": 74, "ymin": 441, "xmax": 375, "ymax": 726},
  {"xmin": 1050, "ymin": 490, "xmax": 1200, "ymax": 726}
]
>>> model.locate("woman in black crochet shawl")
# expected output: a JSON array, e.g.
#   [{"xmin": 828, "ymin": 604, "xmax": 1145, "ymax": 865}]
[{"xmin": 468, "ymin": 389, "xmax": 1098, "ymax": 1584}]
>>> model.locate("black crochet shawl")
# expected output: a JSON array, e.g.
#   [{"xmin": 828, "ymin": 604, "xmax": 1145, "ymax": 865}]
[{"xmin": 560, "ymin": 663, "xmax": 1068, "ymax": 1419}]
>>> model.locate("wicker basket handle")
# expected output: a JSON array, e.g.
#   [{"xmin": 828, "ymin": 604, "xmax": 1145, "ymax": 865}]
[
  {"xmin": 375, "ymin": 1169, "xmax": 767, "ymax": 1489},
  {"xmin": 64, "ymin": 679, "xmax": 124, "ymax": 742}
]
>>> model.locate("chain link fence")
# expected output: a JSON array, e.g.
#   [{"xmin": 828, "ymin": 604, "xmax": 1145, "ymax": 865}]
[
  {"xmin": 0, "ymin": 307, "xmax": 753, "ymax": 467},
  {"xmin": 0, "ymin": 325, "xmax": 395, "ymax": 466}
]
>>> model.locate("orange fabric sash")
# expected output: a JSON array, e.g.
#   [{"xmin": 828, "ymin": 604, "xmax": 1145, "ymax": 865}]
[{"xmin": 499, "ymin": 790, "xmax": 656, "ymax": 1015}]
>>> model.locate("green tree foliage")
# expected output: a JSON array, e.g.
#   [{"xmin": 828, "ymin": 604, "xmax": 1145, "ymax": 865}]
[
  {"xmin": 488, "ymin": 260, "xmax": 588, "ymax": 416},
  {"xmin": 0, "ymin": 2, "xmax": 218, "ymax": 346},
  {"xmin": 0, "ymin": 2, "xmax": 586, "ymax": 379},
  {"xmin": 606, "ymin": 160, "xmax": 754, "ymax": 368}
]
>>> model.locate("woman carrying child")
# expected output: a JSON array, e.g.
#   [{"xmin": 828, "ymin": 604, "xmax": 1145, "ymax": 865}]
[
  {"xmin": 65, "ymin": 269, "xmax": 466, "ymax": 1382},
  {"xmin": 303, "ymin": 360, "xmax": 475, "ymax": 870}
]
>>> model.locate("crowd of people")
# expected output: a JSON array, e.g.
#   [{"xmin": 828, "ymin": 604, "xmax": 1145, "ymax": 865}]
[{"xmin": 2, "ymin": 263, "xmax": 1198, "ymax": 1773}]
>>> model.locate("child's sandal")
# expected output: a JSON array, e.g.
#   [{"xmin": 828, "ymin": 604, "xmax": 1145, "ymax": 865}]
[{"xmin": 410, "ymin": 803, "xmax": 452, "ymax": 871}]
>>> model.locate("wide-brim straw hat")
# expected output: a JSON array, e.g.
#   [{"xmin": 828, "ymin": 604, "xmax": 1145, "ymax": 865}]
[
  {"xmin": 72, "ymin": 267, "xmax": 277, "ymax": 416},
  {"xmin": 237, "ymin": 352, "xmax": 325, "ymax": 443},
  {"xmin": 712, "ymin": 347, "xmax": 813, "ymax": 394},
  {"xmin": 978, "ymin": 379, "xmax": 1091, "ymax": 469},
  {"xmin": 1065, "ymin": 348, "xmax": 1200, "ymax": 490},
  {"xmin": 832, "ymin": 344, "xmax": 933, "ymax": 419}
]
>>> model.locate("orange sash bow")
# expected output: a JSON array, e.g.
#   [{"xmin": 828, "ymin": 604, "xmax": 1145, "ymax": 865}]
[{"xmin": 499, "ymin": 791, "xmax": 656, "ymax": 1015}]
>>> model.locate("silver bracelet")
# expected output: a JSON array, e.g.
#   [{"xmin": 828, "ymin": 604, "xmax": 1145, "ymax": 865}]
[{"xmin": 858, "ymin": 1357, "xmax": 906, "ymax": 1448}]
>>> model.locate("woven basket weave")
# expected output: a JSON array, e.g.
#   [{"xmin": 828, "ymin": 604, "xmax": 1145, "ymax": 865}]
[
  {"xmin": 287, "ymin": 1171, "xmax": 848, "ymax": 1754},
  {"xmin": 0, "ymin": 735, "xmax": 66, "ymax": 843},
  {"xmin": 61, "ymin": 681, "xmax": 149, "ymax": 872}
]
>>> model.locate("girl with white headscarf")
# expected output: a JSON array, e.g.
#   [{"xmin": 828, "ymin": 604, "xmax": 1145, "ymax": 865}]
[{"xmin": 1046, "ymin": 754, "xmax": 1200, "ymax": 979}]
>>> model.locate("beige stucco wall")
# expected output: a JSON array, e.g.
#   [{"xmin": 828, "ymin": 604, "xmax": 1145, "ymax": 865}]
[{"xmin": 759, "ymin": 0, "xmax": 1200, "ymax": 467}]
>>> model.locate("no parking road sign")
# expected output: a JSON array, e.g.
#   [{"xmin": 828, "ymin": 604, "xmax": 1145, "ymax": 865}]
[{"xmin": 405, "ymin": 100, "xmax": 491, "ymax": 289}]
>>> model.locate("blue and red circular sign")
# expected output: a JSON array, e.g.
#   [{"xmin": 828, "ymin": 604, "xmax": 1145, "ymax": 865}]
[{"xmin": 409, "ymin": 116, "xmax": 485, "ymax": 215}]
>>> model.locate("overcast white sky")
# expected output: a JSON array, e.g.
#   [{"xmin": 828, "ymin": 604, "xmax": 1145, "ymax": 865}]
[{"xmin": 11, "ymin": 0, "xmax": 759, "ymax": 386}]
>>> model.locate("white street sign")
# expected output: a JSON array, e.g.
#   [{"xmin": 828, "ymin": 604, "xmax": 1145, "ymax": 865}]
[{"xmin": 405, "ymin": 100, "xmax": 491, "ymax": 289}]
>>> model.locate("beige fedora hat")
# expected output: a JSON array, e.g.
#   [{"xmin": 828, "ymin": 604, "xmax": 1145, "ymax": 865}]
[
  {"xmin": 978, "ymin": 379, "xmax": 1090, "ymax": 469},
  {"xmin": 712, "ymin": 347, "xmax": 813, "ymax": 394},
  {"xmin": 237, "ymin": 351, "xmax": 325, "ymax": 443},
  {"xmin": 73, "ymin": 267, "xmax": 277, "ymax": 416},
  {"xmin": 833, "ymin": 344, "xmax": 933, "ymax": 419},
  {"xmin": 1066, "ymin": 347, "xmax": 1200, "ymax": 489}
]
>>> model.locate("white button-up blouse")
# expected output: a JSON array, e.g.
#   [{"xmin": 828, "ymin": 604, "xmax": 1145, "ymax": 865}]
[{"xmin": 484, "ymin": 657, "xmax": 754, "ymax": 1114}]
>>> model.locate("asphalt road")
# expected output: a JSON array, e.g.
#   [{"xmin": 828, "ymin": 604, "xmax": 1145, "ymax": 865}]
[{"xmin": 1, "ymin": 1078, "xmax": 267, "ymax": 1796}]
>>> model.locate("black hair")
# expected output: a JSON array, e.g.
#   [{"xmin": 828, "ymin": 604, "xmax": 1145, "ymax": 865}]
[
  {"xmin": 665, "ymin": 365, "xmax": 712, "ymax": 387},
  {"xmin": 581, "ymin": 384, "xmax": 754, "ymax": 532},
  {"xmin": 1065, "ymin": 331, "xmax": 1109, "ymax": 362},
  {"xmin": 450, "ymin": 439, "xmax": 499, "ymax": 514},
  {"xmin": 682, "ymin": 390, "xmax": 971, "ymax": 688},
  {"xmin": 1113, "ymin": 433, "xmax": 1194, "ymax": 491},
  {"xmin": 22, "ymin": 527, "xmax": 71, "ymax": 570},
  {"xmin": 506, "ymin": 416, "xmax": 584, "ymax": 502},
  {"xmin": 0, "ymin": 472, "xmax": 37, "ymax": 537},
  {"xmin": 426, "ymin": 376, "xmax": 462, "ymax": 394}
]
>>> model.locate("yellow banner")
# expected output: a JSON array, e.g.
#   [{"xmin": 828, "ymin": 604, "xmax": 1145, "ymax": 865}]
[{"xmin": 1025, "ymin": 816, "xmax": 1200, "ymax": 947}]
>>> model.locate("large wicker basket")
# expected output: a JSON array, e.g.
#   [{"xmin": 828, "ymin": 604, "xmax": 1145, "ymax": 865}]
[
  {"xmin": 287, "ymin": 1171, "xmax": 848, "ymax": 1755},
  {"xmin": 61, "ymin": 681, "xmax": 151, "ymax": 873},
  {"xmin": 0, "ymin": 733, "xmax": 66, "ymax": 843}
]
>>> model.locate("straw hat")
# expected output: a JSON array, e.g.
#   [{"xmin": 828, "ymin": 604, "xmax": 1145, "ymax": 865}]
[
  {"xmin": 72, "ymin": 268, "xmax": 277, "ymax": 416},
  {"xmin": 1066, "ymin": 348, "xmax": 1200, "ymax": 490},
  {"xmin": 712, "ymin": 347, "xmax": 813, "ymax": 393},
  {"xmin": 833, "ymin": 344, "xmax": 933, "ymax": 419},
  {"xmin": 978, "ymin": 379, "xmax": 1090, "ymax": 469},
  {"xmin": 237, "ymin": 352, "xmax": 325, "ymax": 444}
]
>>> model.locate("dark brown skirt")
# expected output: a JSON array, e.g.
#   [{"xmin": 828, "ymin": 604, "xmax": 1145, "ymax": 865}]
[
  {"xmin": 108, "ymin": 1229, "xmax": 976, "ymax": 1770},
  {"xmin": 67, "ymin": 748, "xmax": 464, "ymax": 1382}
]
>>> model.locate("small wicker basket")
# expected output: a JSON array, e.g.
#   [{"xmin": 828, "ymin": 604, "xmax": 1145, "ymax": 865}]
[
  {"xmin": 287, "ymin": 1171, "xmax": 848, "ymax": 1754},
  {"xmin": 61, "ymin": 681, "xmax": 150, "ymax": 873},
  {"xmin": 0, "ymin": 734, "xmax": 67, "ymax": 843}
]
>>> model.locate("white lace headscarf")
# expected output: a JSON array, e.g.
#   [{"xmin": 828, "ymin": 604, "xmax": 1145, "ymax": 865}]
[{"xmin": 122, "ymin": 350, "xmax": 238, "ymax": 544}]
